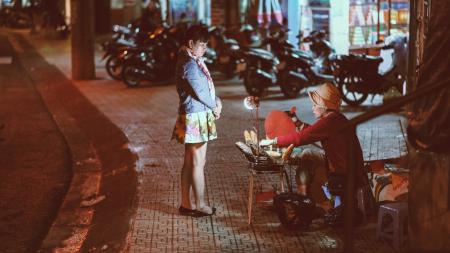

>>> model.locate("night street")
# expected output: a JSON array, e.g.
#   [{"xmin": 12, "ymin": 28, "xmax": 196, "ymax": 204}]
[
  {"xmin": 1, "ymin": 0, "xmax": 449, "ymax": 252},
  {"xmin": 0, "ymin": 30, "xmax": 404, "ymax": 252}
]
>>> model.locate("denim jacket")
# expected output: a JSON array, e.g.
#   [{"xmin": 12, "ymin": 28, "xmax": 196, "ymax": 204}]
[{"xmin": 175, "ymin": 50, "xmax": 217, "ymax": 114}]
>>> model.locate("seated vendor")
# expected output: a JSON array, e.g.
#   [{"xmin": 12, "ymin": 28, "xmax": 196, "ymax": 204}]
[{"xmin": 260, "ymin": 83, "xmax": 366, "ymax": 213}]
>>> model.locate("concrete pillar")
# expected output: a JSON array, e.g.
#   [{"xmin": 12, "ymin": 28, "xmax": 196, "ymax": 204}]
[
  {"xmin": 71, "ymin": 0, "xmax": 95, "ymax": 80},
  {"xmin": 205, "ymin": 0, "xmax": 211, "ymax": 25},
  {"xmin": 198, "ymin": 0, "xmax": 205, "ymax": 23},
  {"xmin": 65, "ymin": 0, "xmax": 71, "ymax": 28},
  {"xmin": 330, "ymin": 0, "xmax": 350, "ymax": 54},
  {"xmin": 287, "ymin": 0, "xmax": 300, "ymax": 48},
  {"xmin": 160, "ymin": 0, "xmax": 167, "ymax": 23}
]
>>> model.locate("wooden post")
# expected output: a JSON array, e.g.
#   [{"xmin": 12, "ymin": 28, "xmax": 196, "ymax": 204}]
[
  {"xmin": 388, "ymin": 0, "xmax": 392, "ymax": 36},
  {"xmin": 71, "ymin": 0, "xmax": 95, "ymax": 80},
  {"xmin": 225, "ymin": 0, "xmax": 231, "ymax": 28},
  {"xmin": 344, "ymin": 127, "xmax": 356, "ymax": 253},
  {"xmin": 407, "ymin": 0, "xmax": 417, "ymax": 95},
  {"xmin": 14, "ymin": 0, "xmax": 22, "ymax": 9},
  {"xmin": 166, "ymin": 0, "xmax": 172, "ymax": 25},
  {"xmin": 377, "ymin": 0, "xmax": 381, "ymax": 41}
]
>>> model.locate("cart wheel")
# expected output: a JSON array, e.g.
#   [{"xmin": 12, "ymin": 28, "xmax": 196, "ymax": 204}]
[{"xmin": 337, "ymin": 80, "xmax": 368, "ymax": 107}]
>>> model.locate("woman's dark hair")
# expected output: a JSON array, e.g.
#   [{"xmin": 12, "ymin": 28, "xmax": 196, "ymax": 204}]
[{"xmin": 182, "ymin": 24, "xmax": 209, "ymax": 45}]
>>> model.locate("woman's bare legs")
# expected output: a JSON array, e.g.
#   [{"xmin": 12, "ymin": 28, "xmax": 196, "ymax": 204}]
[
  {"xmin": 181, "ymin": 142, "xmax": 213, "ymax": 214},
  {"xmin": 181, "ymin": 144, "xmax": 195, "ymax": 209},
  {"xmin": 191, "ymin": 142, "xmax": 213, "ymax": 213}
]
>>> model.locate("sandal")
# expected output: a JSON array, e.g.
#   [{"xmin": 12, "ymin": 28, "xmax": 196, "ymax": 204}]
[
  {"xmin": 179, "ymin": 206, "xmax": 197, "ymax": 216},
  {"xmin": 194, "ymin": 207, "xmax": 216, "ymax": 217}
]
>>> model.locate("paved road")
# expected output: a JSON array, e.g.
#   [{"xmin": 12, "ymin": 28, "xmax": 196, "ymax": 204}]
[{"xmin": 0, "ymin": 34, "xmax": 71, "ymax": 253}]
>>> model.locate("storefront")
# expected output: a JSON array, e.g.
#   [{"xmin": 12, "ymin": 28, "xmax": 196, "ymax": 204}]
[
  {"xmin": 166, "ymin": 0, "xmax": 207, "ymax": 23},
  {"xmin": 300, "ymin": 0, "xmax": 330, "ymax": 36},
  {"xmin": 235, "ymin": 0, "xmax": 409, "ymax": 54},
  {"xmin": 349, "ymin": 0, "xmax": 409, "ymax": 53},
  {"xmin": 297, "ymin": 0, "xmax": 409, "ymax": 54}
]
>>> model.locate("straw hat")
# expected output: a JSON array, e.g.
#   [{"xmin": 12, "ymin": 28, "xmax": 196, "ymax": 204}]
[{"xmin": 308, "ymin": 83, "xmax": 341, "ymax": 111}]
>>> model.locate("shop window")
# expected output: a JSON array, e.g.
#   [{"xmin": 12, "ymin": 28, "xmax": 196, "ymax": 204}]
[
  {"xmin": 300, "ymin": 0, "xmax": 330, "ymax": 37},
  {"xmin": 349, "ymin": 0, "xmax": 409, "ymax": 49}
]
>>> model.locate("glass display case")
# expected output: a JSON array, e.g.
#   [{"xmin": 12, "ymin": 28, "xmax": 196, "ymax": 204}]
[{"xmin": 349, "ymin": 0, "xmax": 409, "ymax": 50}]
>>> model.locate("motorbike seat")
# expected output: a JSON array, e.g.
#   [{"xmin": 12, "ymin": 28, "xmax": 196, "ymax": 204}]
[
  {"xmin": 115, "ymin": 39, "xmax": 136, "ymax": 48},
  {"xmin": 331, "ymin": 54, "xmax": 383, "ymax": 76},
  {"xmin": 365, "ymin": 55, "xmax": 383, "ymax": 63},
  {"xmin": 290, "ymin": 49, "xmax": 313, "ymax": 60},
  {"xmin": 352, "ymin": 54, "xmax": 383, "ymax": 64},
  {"xmin": 311, "ymin": 66, "xmax": 334, "ymax": 82},
  {"xmin": 247, "ymin": 48, "xmax": 275, "ymax": 60},
  {"xmin": 224, "ymin": 38, "xmax": 239, "ymax": 46}
]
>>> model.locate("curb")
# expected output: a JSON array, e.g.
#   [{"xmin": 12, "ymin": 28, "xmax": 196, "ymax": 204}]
[{"xmin": 9, "ymin": 33, "xmax": 138, "ymax": 252}]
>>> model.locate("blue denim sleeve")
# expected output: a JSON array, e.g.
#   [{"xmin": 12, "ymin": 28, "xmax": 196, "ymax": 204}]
[{"xmin": 183, "ymin": 60, "xmax": 216, "ymax": 109}]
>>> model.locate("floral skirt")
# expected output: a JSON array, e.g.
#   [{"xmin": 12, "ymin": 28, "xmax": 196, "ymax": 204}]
[{"xmin": 172, "ymin": 110, "xmax": 217, "ymax": 144}]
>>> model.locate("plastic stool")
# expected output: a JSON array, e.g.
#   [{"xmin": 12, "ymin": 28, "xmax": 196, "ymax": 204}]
[{"xmin": 377, "ymin": 202, "xmax": 408, "ymax": 250}]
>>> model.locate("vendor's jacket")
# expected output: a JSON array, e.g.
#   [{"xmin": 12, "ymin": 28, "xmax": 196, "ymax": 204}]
[{"xmin": 277, "ymin": 110, "xmax": 366, "ymax": 186}]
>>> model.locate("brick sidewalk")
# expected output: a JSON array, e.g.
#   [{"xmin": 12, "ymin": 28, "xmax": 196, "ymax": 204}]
[{"xmin": 23, "ymin": 33, "xmax": 400, "ymax": 252}]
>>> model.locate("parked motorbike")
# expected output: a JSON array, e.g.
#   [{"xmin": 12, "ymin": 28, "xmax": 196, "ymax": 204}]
[
  {"xmin": 300, "ymin": 30, "xmax": 334, "ymax": 75},
  {"xmin": 261, "ymin": 31, "xmax": 334, "ymax": 98},
  {"xmin": 121, "ymin": 26, "xmax": 178, "ymax": 87},
  {"xmin": 238, "ymin": 47, "xmax": 280, "ymax": 97},
  {"xmin": 102, "ymin": 38, "xmax": 136, "ymax": 80},
  {"xmin": 208, "ymin": 26, "xmax": 242, "ymax": 78},
  {"xmin": 260, "ymin": 33, "xmax": 306, "ymax": 98},
  {"xmin": 330, "ymin": 34, "xmax": 408, "ymax": 106},
  {"xmin": 279, "ymin": 46, "xmax": 334, "ymax": 98},
  {"xmin": 240, "ymin": 24, "xmax": 262, "ymax": 47},
  {"xmin": 0, "ymin": 7, "xmax": 31, "ymax": 28}
]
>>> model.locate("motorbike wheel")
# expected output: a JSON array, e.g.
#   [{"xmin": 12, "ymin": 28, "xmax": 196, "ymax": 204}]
[
  {"xmin": 106, "ymin": 56, "xmax": 123, "ymax": 80},
  {"xmin": 337, "ymin": 81, "xmax": 368, "ymax": 107},
  {"xmin": 122, "ymin": 65, "xmax": 143, "ymax": 87},
  {"xmin": 280, "ymin": 73, "xmax": 303, "ymax": 98},
  {"xmin": 244, "ymin": 70, "xmax": 265, "ymax": 97}
]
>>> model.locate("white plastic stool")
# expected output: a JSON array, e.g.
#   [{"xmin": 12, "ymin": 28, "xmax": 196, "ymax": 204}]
[{"xmin": 377, "ymin": 202, "xmax": 408, "ymax": 250}]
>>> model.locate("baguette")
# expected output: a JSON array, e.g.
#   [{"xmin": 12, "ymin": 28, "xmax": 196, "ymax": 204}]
[{"xmin": 281, "ymin": 144, "xmax": 295, "ymax": 161}]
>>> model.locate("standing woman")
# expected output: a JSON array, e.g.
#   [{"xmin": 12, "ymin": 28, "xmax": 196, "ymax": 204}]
[{"xmin": 172, "ymin": 25, "xmax": 222, "ymax": 217}]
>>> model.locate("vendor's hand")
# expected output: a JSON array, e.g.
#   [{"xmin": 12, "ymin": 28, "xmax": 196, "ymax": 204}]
[{"xmin": 259, "ymin": 139, "xmax": 276, "ymax": 147}]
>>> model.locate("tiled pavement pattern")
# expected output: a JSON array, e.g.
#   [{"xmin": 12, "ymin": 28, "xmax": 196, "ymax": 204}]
[
  {"xmin": 24, "ymin": 34, "xmax": 399, "ymax": 252},
  {"xmin": 72, "ymin": 79, "xmax": 397, "ymax": 253},
  {"xmin": 357, "ymin": 122, "xmax": 408, "ymax": 162}
]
